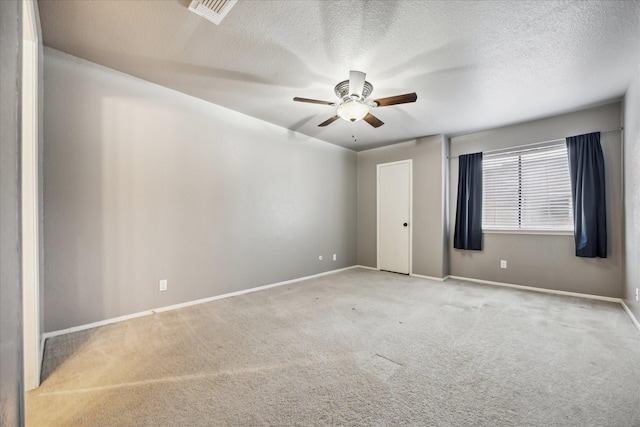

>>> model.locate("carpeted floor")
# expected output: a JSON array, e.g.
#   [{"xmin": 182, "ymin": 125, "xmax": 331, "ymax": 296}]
[{"xmin": 27, "ymin": 268, "xmax": 640, "ymax": 426}]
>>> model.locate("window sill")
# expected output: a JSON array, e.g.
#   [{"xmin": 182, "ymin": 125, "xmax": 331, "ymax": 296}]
[{"xmin": 483, "ymin": 229, "xmax": 574, "ymax": 236}]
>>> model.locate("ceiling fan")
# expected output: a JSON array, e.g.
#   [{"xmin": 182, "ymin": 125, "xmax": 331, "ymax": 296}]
[{"xmin": 293, "ymin": 70, "xmax": 417, "ymax": 128}]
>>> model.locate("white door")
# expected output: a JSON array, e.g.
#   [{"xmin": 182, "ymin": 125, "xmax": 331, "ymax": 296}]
[{"xmin": 377, "ymin": 160, "xmax": 412, "ymax": 274}]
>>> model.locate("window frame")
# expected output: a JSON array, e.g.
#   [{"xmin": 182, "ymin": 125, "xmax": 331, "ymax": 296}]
[{"xmin": 481, "ymin": 142, "xmax": 574, "ymax": 235}]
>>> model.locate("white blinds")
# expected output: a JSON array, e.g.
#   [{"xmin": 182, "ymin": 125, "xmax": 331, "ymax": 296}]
[{"xmin": 482, "ymin": 142, "xmax": 574, "ymax": 231}]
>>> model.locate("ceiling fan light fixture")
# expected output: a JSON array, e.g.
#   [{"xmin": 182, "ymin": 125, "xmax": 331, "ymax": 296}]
[{"xmin": 337, "ymin": 100, "xmax": 369, "ymax": 122}]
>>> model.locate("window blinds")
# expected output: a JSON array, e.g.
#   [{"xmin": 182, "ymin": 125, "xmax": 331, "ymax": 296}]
[{"xmin": 482, "ymin": 142, "xmax": 573, "ymax": 232}]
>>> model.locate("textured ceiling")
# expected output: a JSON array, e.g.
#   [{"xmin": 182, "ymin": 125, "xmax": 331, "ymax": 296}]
[{"xmin": 38, "ymin": 0, "xmax": 640, "ymax": 151}]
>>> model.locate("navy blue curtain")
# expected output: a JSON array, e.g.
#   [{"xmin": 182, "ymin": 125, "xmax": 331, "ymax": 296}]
[
  {"xmin": 454, "ymin": 152, "xmax": 483, "ymax": 250},
  {"xmin": 566, "ymin": 132, "xmax": 607, "ymax": 258}
]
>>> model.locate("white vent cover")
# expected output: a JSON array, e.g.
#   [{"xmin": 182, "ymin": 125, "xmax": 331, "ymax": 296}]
[{"xmin": 188, "ymin": 0, "xmax": 238, "ymax": 25}]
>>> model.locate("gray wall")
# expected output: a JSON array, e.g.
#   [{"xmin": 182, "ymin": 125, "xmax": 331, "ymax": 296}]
[
  {"xmin": 357, "ymin": 135, "xmax": 448, "ymax": 278},
  {"xmin": 43, "ymin": 48, "xmax": 357, "ymax": 332},
  {"xmin": 624, "ymin": 62, "xmax": 640, "ymax": 320},
  {"xmin": 449, "ymin": 103, "xmax": 624, "ymax": 298},
  {"xmin": 0, "ymin": 0, "xmax": 25, "ymax": 424}
]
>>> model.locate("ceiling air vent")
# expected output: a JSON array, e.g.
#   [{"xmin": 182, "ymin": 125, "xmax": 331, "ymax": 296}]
[{"xmin": 188, "ymin": 0, "xmax": 238, "ymax": 25}]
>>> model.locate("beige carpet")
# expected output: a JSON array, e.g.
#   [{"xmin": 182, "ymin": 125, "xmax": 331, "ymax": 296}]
[{"xmin": 27, "ymin": 268, "xmax": 640, "ymax": 426}]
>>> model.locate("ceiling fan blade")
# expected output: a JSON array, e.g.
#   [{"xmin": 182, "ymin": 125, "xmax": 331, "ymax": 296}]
[
  {"xmin": 318, "ymin": 115, "xmax": 339, "ymax": 127},
  {"xmin": 363, "ymin": 113, "xmax": 384, "ymax": 128},
  {"xmin": 373, "ymin": 92, "xmax": 417, "ymax": 107},
  {"xmin": 293, "ymin": 97, "xmax": 335, "ymax": 106},
  {"xmin": 349, "ymin": 70, "xmax": 366, "ymax": 98}
]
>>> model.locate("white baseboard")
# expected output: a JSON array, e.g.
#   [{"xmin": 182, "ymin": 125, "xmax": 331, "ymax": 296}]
[
  {"xmin": 354, "ymin": 265, "xmax": 378, "ymax": 271},
  {"xmin": 42, "ymin": 267, "xmax": 640, "ymax": 341},
  {"xmin": 620, "ymin": 300, "xmax": 640, "ymax": 333},
  {"xmin": 410, "ymin": 273, "xmax": 448, "ymax": 282},
  {"xmin": 43, "ymin": 265, "xmax": 361, "ymax": 340},
  {"xmin": 447, "ymin": 275, "xmax": 622, "ymax": 303},
  {"xmin": 447, "ymin": 275, "xmax": 640, "ymax": 334},
  {"xmin": 355, "ymin": 266, "xmax": 450, "ymax": 284}
]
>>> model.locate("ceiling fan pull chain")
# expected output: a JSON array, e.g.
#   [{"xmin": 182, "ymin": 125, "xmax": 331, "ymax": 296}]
[{"xmin": 352, "ymin": 122, "xmax": 357, "ymax": 143}]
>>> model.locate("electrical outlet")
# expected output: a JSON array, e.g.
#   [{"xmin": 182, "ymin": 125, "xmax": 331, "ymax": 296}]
[
  {"xmin": 159, "ymin": 279, "xmax": 168, "ymax": 292},
  {"xmin": 318, "ymin": 255, "xmax": 323, "ymax": 261},
  {"xmin": 500, "ymin": 260, "xmax": 507, "ymax": 269},
  {"xmin": 333, "ymin": 254, "xmax": 337, "ymax": 261}
]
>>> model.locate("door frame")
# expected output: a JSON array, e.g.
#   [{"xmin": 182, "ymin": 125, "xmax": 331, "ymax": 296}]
[
  {"xmin": 376, "ymin": 159, "xmax": 413, "ymax": 274},
  {"xmin": 22, "ymin": 0, "xmax": 41, "ymax": 390}
]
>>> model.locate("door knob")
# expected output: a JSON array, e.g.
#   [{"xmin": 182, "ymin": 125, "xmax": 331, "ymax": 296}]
[{"xmin": 403, "ymin": 223, "xmax": 408, "ymax": 227}]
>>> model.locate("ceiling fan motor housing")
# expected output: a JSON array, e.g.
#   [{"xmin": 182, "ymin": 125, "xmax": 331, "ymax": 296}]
[{"xmin": 334, "ymin": 80, "xmax": 373, "ymax": 101}]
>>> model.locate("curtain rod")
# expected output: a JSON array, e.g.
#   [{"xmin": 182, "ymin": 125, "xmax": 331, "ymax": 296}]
[{"xmin": 448, "ymin": 128, "xmax": 623, "ymax": 159}]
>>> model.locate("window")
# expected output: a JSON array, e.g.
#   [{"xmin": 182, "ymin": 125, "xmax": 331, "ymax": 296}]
[{"xmin": 482, "ymin": 142, "xmax": 573, "ymax": 232}]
